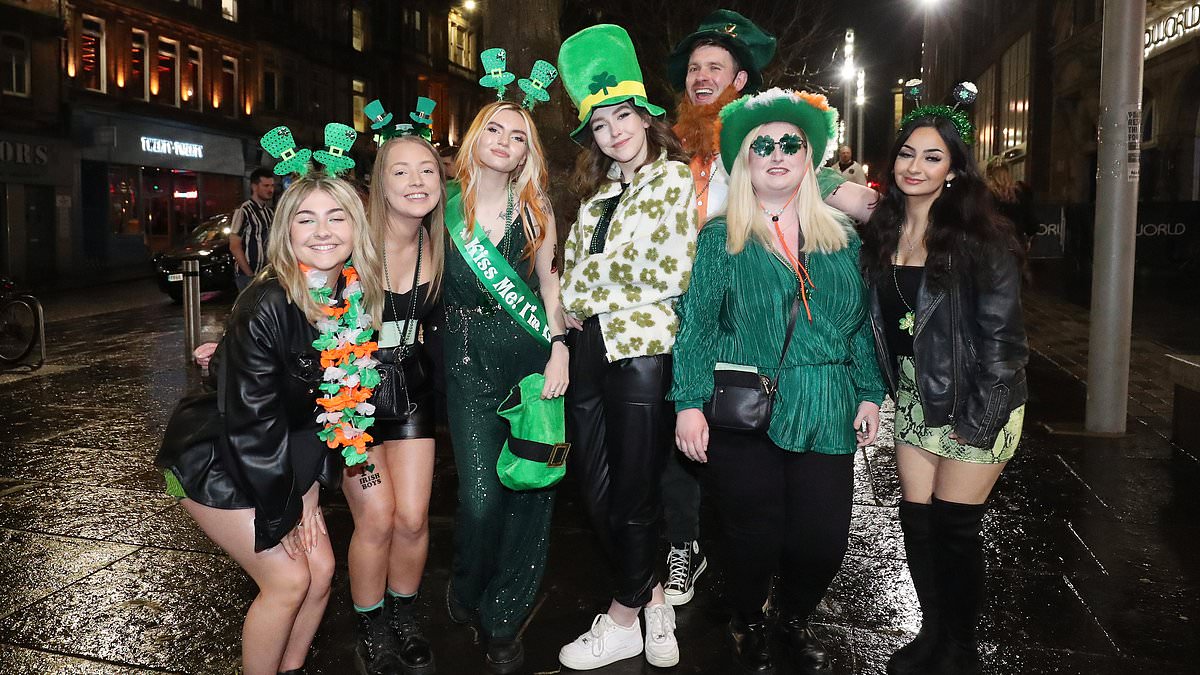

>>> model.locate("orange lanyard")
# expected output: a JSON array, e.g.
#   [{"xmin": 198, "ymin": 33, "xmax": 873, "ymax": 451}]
[{"xmin": 760, "ymin": 188, "xmax": 815, "ymax": 322}]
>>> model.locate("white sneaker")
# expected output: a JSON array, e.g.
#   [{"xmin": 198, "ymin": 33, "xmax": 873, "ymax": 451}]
[
  {"xmin": 558, "ymin": 613, "xmax": 643, "ymax": 670},
  {"xmin": 643, "ymin": 603, "xmax": 680, "ymax": 667}
]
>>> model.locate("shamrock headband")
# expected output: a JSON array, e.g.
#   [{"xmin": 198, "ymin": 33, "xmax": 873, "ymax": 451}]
[
  {"xmin": 478, "ymin": 47, "xmax": 558, "ymax": 111},
  {"xmin": 260, "ymin": 123, "xmax": 358, "ymax": 176},
  {"xmin": 363, "ymin": 97, "xmax": 437, "ymax": 146},
  {"xmin": 899, "ymin": 80, "xmax": 978, "ymax": 145}
]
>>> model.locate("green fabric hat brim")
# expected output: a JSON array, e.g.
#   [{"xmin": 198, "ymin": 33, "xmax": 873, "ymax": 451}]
[
  {"xmin": 718, "ymin": 92, "xmax": 838, "ymax": 176},
  {"xmin": 570, "ymin": 95, "xmax": 667, "ymax": 141},
  {"xmin": 667, "ymin": 34, "xmax": 762, "ymax": 94}
]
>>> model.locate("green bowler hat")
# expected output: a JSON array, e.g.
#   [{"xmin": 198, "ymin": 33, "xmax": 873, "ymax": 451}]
[
  {"xmin": 717, "ymin": 88, "xmax": 840, "ymax": 175},
  {"xmin": 557, "ymin": 24, "xmax": 666, "ymax": 140},
  {"xmin": 312, "ymin": 122, "xmax": 358, "ymax": 176},
  {"xmin": 667, "ymin": 9, "xmax": 777, "ymax": 94}
]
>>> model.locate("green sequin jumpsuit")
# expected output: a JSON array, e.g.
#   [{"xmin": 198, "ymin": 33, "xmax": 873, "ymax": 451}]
[{"xmin": 443, "ymin": 217, "xmax": 554, "ymax": 641}]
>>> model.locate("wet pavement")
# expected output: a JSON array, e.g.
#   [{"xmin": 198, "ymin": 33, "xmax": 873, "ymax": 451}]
[{"xmin": 0, "ymin": 283, "xmax": 1197, "ymax": 674}]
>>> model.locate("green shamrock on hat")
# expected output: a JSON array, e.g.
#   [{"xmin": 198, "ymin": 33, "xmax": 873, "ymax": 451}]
[
  {"xmin": 589, "ymin": 72, "xmax": 618, "ymax": 96},
  {"xmin": 260, "ymin": 126, "xmax": 312, "ymax": 176}
]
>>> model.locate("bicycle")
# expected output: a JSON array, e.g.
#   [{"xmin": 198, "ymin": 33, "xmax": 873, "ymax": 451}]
[{"xmin": 0, "ymin": 277, "xmax": 46, "ymax": 369}]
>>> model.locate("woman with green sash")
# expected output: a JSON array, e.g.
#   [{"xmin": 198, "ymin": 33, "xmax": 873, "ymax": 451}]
[{"xmin": 441, "ymin": 88, "xmax": 568, "ymax": 673}]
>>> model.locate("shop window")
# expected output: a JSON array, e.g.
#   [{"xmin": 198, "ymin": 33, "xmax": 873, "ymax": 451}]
[
  {"xmin": 107, "ymin": 165, "xmax": 140, "ymax": 236},
  {"xmin": 448, "ymin": 10, "xmax": 473, "ymax": 69},
  {"xmin": 222, "ymin": 0, "xmax": 238, "ymax": 22},
  {"xmin": 184, "ymin": 46, "xmax": 202, "ymax": 111},
  {"xmin": 80, "ymin": 15, "xmax": 106, "ymax": 93},
  {"xmin": 1, "ymin": 32, "xmax": 30, "ymax": 97},
  {"xmin": 128, "ymin": 30, "xmax": 147, "ymax": 100},
  {"xmin": 352, "ymin": 7, "xmax": 365, "ymax": 51},
  {"xmin": 352, "ymin": 78, "xmax": 366, "ymax": 132},
  {"xmin": 220, "ymin": 55, "xmax": 237, "ymax": 116},
  {"xmin": 154, "ymin": 37, "xmax": 179, "ymax": 106}
]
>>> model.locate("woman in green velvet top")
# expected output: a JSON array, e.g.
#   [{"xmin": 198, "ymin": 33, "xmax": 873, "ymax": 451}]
[{"xmin": 669, "ymin": 89, "xmax": 885, "ymax": 674}]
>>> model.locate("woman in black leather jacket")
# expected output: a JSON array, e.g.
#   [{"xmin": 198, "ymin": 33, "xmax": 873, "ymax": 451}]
[
  {"xmin": 859, "ymin": 114, "xmax": 1027, "ymax": 675},
  {"xmin": 158, "ymin": 174, "xmax": 383, "ymax": 675}
]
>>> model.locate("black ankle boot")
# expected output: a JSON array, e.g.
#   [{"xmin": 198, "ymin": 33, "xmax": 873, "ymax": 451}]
[
  {"xmin": 888, "ymin": 501, "xmax": 940, "ymax": 675},
  {"xmin": 730, "ymin": 613, "xmax": 775, "ymax": 673},
  {"xmin": 445, "ymin": 579, "xmax": 476, "ymax": 626},
  {"xmin": 485, "ymin": 637, "xmax": 524, "ymax": 675},
  {"xmin": 778, "ymin": 614, "xmax": 831, "ymax": 672},
  {"xmin": 386, "ymin": 594, "xmax": 436, "ymax": 674},
  {"xmin": 355, "ymin": 606, "xmax": 402, "ymax": 675},
  {"xmin": 926, "ymin": 497, "xmax": 988, "ymax": 675}
]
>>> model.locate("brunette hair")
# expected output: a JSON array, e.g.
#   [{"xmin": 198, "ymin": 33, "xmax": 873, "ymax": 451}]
[
  {"xmin": 568, "ymin": 104, "xmax": 688, "ymax": 201},
  {"xmin": 367, "ymin": 135, "xmax": 446, "ymax": 298},
  {"xmin": 456, "ymin": 101, "xmax": 552, "ymax": 270},
  {"xmin": 860, "ymin": 116, "xmax": 1022, "ymax": 291}
]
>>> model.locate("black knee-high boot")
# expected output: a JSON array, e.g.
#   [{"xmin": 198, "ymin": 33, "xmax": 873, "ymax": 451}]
[
  {"xmin": 927, "ymin": 497, "xmax": 988, "ymax": 675},
  {"xmin": 887, "ymin": 501, "xmax": 939, "ymax": 675}
]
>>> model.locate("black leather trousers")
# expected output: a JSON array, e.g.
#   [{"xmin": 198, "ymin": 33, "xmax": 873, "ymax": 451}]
[{"xmin": 567, "ymin": 317, "xmax": 673, "ymax": 609}]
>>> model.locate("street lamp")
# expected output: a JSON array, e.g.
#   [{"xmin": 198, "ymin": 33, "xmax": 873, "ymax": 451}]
[
  {"xmin": 855, "ymin": 68, "xmax": 865, "ymax": 160},
  {"xmin": 842, "ymin": 29, "xmax": 855, "ymax": 151},
  {"xmin": 463, "ymin": 0, "xmax": 477, "ymax": 10}
]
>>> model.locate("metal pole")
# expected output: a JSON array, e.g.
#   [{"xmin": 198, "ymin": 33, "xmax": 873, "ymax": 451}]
[
  {"xmin": 856, "ymin": 103, "xmax": 864, "ymax": 167},
  {"xmin": 1085, "ymin": 0, "xmax": 1145, "ymax": 433},
  {"xmin": 182, "ymin": 259, "xmax": 201, "ymax": 358}
]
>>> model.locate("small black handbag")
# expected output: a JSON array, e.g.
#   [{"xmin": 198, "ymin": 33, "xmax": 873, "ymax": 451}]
[
  {"xmin": 372, "ymin": 228, "xmax": 424, "ymax": 422},
  {"xmin": 703, "ymin": 293, "xmax": 800, "ymax": 434}
]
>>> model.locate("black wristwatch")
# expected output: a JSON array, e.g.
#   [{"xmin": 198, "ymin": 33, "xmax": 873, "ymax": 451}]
[{"xmin": 550, "ymin": 333, "xmax": 568, "ymax": 346}]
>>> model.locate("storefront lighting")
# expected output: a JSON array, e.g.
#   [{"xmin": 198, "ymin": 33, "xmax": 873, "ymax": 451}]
[
  {"xmin": 212, "ymin": 92, "xmax": 220, "ymax": 108},
  {"xmin": 245, "ymin": 98, "xmax": 252, "ymax": 115},
  {"xmin": 68, "ymin": 59, "xmax": 76, "ymax": 77},
  {"xmin": 173, "ymin": 190, "xmax": 199, "ymax": 199}
]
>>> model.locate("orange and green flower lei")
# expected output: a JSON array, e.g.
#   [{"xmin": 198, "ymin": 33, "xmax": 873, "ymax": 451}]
[{"xmin": 309, "ymin": 261, "xmax": 379, "ymax": 467}]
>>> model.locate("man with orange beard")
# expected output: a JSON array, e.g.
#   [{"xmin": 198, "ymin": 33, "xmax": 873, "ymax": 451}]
[{"xmin": 661, "ymin": 9, "xmax": 879, "ymax": 609}]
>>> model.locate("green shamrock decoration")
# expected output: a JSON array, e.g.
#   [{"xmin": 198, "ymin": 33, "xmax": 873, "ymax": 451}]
[
  {"xmin": 589, "ymin": 72, "xmax": 618, "ymax": 96},
  {"xmin": 899, "ymin": 311, "xmax": 915, "ymax": 335},
  {"xmin": 260, "ymin": 126, "xmax": 312, "ymax": 176}
]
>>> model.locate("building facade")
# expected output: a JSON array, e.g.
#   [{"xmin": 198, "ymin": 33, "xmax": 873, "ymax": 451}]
[{"xmin": 0, "ymin": 0, "xmax": 482, "ymax": 288}]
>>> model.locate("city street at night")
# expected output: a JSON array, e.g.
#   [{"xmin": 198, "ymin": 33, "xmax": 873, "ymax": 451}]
[{"xmin": 0, "ymin": 283, "xmax": 1196, "ymax": 673}]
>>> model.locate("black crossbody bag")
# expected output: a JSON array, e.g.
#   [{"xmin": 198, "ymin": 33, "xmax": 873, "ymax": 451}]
[{"xmin": 702, "ymin": 292, "xmax": 801, "ymax": 434}]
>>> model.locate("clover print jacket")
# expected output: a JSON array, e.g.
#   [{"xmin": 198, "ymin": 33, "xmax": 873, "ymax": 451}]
[{"xmin": 561, "ymin": 151, "xmax": 699, "ymax": 361}]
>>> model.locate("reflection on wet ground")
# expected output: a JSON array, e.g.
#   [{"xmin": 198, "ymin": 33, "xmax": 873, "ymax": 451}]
[{"xmin": 0, "ymin": 292, "xmax": 1196, "ymax": 674}]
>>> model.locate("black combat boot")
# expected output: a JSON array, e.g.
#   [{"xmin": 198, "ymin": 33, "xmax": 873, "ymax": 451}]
[
  {"xmin": 386, "ymin": 593, "xmax": 435, "ymax": 674},
  {"xmin": 730, "ymin": 611, "xmax": 775, "ymax": 673},
  {"xmin": 355, "ymin": 606, "xmax": 403, "ymax": 675}
]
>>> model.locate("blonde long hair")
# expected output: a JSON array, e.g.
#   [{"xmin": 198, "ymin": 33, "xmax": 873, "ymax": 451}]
[
  {"xmin": 368, "ymin": 136, "xmax": 446, "ymax": 299},
  {"xmin": 455, "ymin": 101, "xmax": 552, "ymax": 268},
  {"xmin": 725, "ymin": 124, "xmax": 850, "ymax": 255},
  {"xmin": 266, "ymin": 174, "xmax": 384, "ymax": 326}
]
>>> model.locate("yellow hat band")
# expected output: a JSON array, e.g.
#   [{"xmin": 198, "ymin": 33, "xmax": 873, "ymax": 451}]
[{"xmin": 577, "ymin": 80, "xmax": 648, "ymax": 122}]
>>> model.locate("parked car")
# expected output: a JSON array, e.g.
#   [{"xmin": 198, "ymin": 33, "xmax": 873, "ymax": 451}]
[{"xmin": 152, "ymin": 213, "xmax": 237, "ymax": 303}]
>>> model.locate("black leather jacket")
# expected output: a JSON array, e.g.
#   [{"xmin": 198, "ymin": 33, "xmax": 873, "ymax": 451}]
[
  {"xmin": 866, "ymin": 247, "xmax": 1028, "ymax": 448},
  {"xmin": 161, "ymin": 276, "xmax": 340, "ymax": 551}
]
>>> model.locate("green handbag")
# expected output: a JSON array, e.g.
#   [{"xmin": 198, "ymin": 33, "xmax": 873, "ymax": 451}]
[{"xmin": 496, "ymin": 373, "xmax": 570, "ymax": 490}]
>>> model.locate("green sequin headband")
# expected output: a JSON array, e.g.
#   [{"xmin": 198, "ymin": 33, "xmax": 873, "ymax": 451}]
[
  {"xmin": 477, "ymin": 47, "xmax": 558, "ymax": 111},
  {"xmin": 899, "ymin": 80, "xmax": 977, "ymax": 145}
]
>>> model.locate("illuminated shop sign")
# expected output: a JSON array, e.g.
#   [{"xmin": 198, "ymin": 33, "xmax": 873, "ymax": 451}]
[
  {"xmin": 173, "ymin": 190, "xmax": 199, "ymax": 199},
  {"xmin": 1145, "ymin": 2, "xmax": 1200, "ymax": 58},
  {"xmin": 140, "ymin": 136, "xmax": 205, "ymax": 158}
]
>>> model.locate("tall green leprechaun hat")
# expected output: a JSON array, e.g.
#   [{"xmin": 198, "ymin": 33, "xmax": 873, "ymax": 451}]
[
  {"xmin": 496, "ymin": 373, "xmax": 569, "ymax": 491},
  {"xmin": 557, "ymin": 24, "xmax": 666, "ymax": 139},
  {"xmin": 667, "ymin": 9, "xmax": 777, "ymax": 94},
  {"xmin": 717, "ymin": 88, "xmax": 840, "ymax": 175}
]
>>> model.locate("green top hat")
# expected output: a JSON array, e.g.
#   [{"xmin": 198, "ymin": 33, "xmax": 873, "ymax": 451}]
[
  {"xmin": 260, "ymin": 125, "xmax": 312, "ymax": 176},
  {"xmin": 557, "ymin": 24, "xmax": 666, "ymax": 140},
  {"xmin": 312, "ymin": 122, "xmax": 358, "ymax": 176},
  {"xmin": 410, "ymin": 96, "xmax": 436, "ymax": 126},
  {"xmin": 363, "ymin": 99, "xmax": 393, "ymax": 130},
  {"xmin": 667, "ymin": 9, "xmax": 777, "ymax": 94},
  {"xmin": 496, "ymin": 372, "xmax": 569, "ymax": 490},
  {"xmin": 519, "ymin": 60, "xmax": 558, "ymax": 110},
  {"xmin": 717, "ymin": 88, "xmax": 840, "ymax": 175},
  {"xmin": 479, "ymin": 47, "xmax": 516, "ymax": 98}
]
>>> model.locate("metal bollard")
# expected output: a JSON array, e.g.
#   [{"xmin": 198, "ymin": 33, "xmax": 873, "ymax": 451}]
[{"xmin": 182, "ymin": 259, "xmax": 201, "ymax": 359}]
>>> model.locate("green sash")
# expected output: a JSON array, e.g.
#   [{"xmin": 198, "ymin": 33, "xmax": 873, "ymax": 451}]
[{"xmin": 446, "ymin": 192, "xmax": 552, "ymax": 348}]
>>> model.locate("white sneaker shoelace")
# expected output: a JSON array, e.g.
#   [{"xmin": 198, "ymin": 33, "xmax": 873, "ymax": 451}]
[{"xmin": 645, "ymin": 604, "xmax": 677, "ymax": 642}]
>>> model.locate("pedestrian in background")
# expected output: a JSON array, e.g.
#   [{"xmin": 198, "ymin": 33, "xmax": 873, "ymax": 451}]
[
  {"xmin": 158, "ymin": 173, "xmax": 384, "ymax": 675},
  {"xmin": 985, "ymin": 155, "xmax": 1038, "ymax": 249},
  {"xmin": 834, "ymin": 145, "xmax": 869, "ymax": 186},
  {"xmin": 230, "ymin": 167, "xmax": 277, "ymax": 291},
  {"xmin": 555, "ymin": 24, "xmax": 696, "ymax": 671},
  {"xmin": 860, "ymin": 111, "xmax": 1028, "ymax": 675},
  {"xmin": 670, "ymin": 89, "xmax": 883, "ymax": 674}
]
